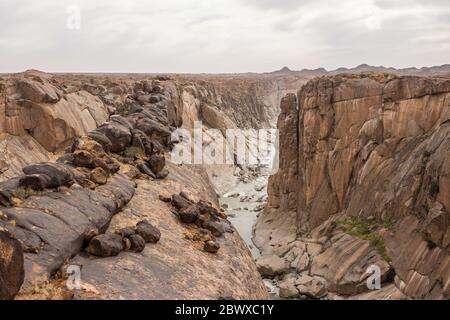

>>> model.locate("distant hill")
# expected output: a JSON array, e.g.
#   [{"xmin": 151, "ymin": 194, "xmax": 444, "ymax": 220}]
[{"xmin": 269, "ymin": 64, "xmax": 450, "ymax": 77}]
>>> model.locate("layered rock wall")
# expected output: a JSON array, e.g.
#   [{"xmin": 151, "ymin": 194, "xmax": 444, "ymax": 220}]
[{"xmin": 258, "ymin": 74, "xmax": 450, "ymax": 299}]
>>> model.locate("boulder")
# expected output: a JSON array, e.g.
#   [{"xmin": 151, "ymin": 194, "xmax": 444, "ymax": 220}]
[
  {"xmin": 148, "ymin": 154, "xmax": 165, "ymax": 174},
  {"xmin": 204, "ymin": 241, "xmax": 220, "ymax": 254},
  {"xmin": 17, "ymin": 79, "xmax": 60, "ymax": 103},
  {"xmin": 96, "ymin": 121, "xmax": 132, "ymax": 153},
  {"xmin": 114, "ymin": 227, "xmax": 136, "ymax": 238},
  {"xmin": 179, "ymin": 205, "xmax": 199, "ymax": 224},
  {"xmin": 136, "ymin": 162, "xmax": 156, "ymax": 179},
  {"xmin": 87, "ymin": 131, "xmax": 113, "ymax": 153},
  {"xmin": 278, "ymin": 277, "xmax": 300, "ymax": 299},
  {"xmin": 72, "ymin": 150, "xmax": 96, "ymax": 168},
  {"xmin": 296, "ymin": 275, "xmax": 328, "ymax": 299},
  {"xmin": 0, "ymin": 229, "xmax": 25, "ymax": 300},
  {"xmin": 136, "ymin": 221, "xmax": 161, "ymax": 244},
  {"xmin": 156, "ymin": 169, "xmax": 169, "ymax": 180},
  {"xmin": 88, "ymin": 234, "xmax": 124, "ymax": 257},
  {"xmin": 89, "ymin": 167, "xmax": 108, "ymax": 185},
  {"xmin": 129, "ymin": 234, "xmax": 146, "ymax": 253},
  {"xmin": 255, "ymin": 255, "xmax": 288, "ymax": 277},
  {"xmin": 203, "ymin": 220, "xmax": 225, "ymax": 237},
  {"xmin": 171, "ymin": 194, "xmax": 193, "ymax": 210},
  {"xmin": 19, "ymin": 174, "xmax": 50, "ymax": 190},
  {"xmin": 22, "ymin": 163, "xmax": 73, "ymax": 188},
  {"xmin": 135, "ymin": 117, "xmax": 171, "ymax": 146}
]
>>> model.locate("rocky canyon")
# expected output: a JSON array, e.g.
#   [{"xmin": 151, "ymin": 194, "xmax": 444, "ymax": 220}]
[{"xmin": 0, "ymin": 66, "xmax": 449, "ymax": 300}]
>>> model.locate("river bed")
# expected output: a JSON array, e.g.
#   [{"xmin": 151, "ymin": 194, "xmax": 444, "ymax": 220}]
[{"xmin": 218, "ymin": 172, "xmax": 280, "ymax": 298}]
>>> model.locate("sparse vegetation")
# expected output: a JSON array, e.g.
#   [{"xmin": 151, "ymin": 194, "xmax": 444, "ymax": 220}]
[
  {"xmin": 338, "ymin": 217, "xmax": 391, "ymax": 262},
  {"xmin": 124, "ymin": 146, "xmax": 145, "ymax": 159},
  {"xmin": 12, "ymin": 187, "xmax": 44, "ymax": 200},
  {"xmin": 117, "ymin": 98, "xmax": 134, "ymax": 117},
  {"xmin": 429, "ymin": 178, "xmax": 440, "ymax": 198}
]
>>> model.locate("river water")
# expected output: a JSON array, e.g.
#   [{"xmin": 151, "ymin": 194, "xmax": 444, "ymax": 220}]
[{"xmin": 218, "ymin": 171, "xmax": 280, "ymax": 298}]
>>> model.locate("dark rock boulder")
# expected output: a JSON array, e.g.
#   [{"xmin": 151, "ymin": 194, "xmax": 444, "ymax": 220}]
[
  {"xmin": 203, "ymin": 220, "xmax": 225, "ymax": 237},
  {"xmin": 96, "ymin": 121, "xmax": 132, "ymax": 153},
  {"xmin": 72, "ymin": 150, "xmax": 97, "ymax": 168},
  {"xmin": 156, "ymin": 169, "xmax": 169, "ymax": 180},
  {"xmin": 136, "ymin": 162, "xmax": 156, "ymax": 179},
  {"xmin": 131, "ymin": 130, "xmax": 153, "ymax": 156},
  {"xmin": 22, "ymin": 163, "xmax": 73, "ymax": 188},
  {"xmin": 171, "ymin": 194, "xmax": 192, "ymax": 210},
  {"xmin": 87, "ymin": 131, "xmax": 113, "ymax": 153},
  {"xmin": 0, "ymin": 179, "xmax": 20, "ymax": 206},
  {"xmin": 19, "ymin": 174, "xmax": 50, "ymax": 191},
  {"xmin": 88, "ymin": 234, "xmax": 124, "ymax": 257},
  {"xmin": 179, "ymin": 205, "xmax": 200, "ymax": 224},
  {"xmin": 135, "ymin": 117, "xmax": 171, "ymax": 146},
  {"xmin": 136, "ymin": 221, "xmax": 161, "ymax": 244},
  {"xmin": 148, "ymin": 154, "xmax": 166, "ymax": 174},
  {"xmin": 114, "ymin": 227, "xmax": 136, "ymax": 238},
  {"xmin": 0, "ymin": 229, "xmax": 25, "ymax": 300},
  {"xmin": 204, "ymin": 241, "xmax": 220, "ymax": 254},
  {"xmin": 198, "ymin": 200, "xmax": 222, "ymax": 220},
  {"xmin": 129, "ymin": 234, "xmax": 146, "ymax": 253}
]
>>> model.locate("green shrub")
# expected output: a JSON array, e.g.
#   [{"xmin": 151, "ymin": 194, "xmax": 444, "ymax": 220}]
[
  {"xmin": 117, "ymin": 99, "xmax": 133, "ymax": 117},
  {"xmin": 124, "ymin": 146, "xmax": 145, "ymax": 159},
  {"xmin": 12, "ymin": 187, "xmax": 43, "ymax": 200},
  {"xmin": 429, "ymin": 179, "xmax": 440, "ymax": 198},
  {"xmin": 338, "ymin": 217, "xmax": 391, "ymax": 262}
]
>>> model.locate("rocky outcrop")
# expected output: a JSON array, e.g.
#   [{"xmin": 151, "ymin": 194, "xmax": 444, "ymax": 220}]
[
  {"xmin": 257, "ymin": 74, "xmax": 450, "ymax": 299},
  {"xmin": 0, "ymin": 73, "xmax": 268, "ymax": 300},
  {"xmin": 0, "ymin": 229, "xmax": 25, "ymax": 300}
]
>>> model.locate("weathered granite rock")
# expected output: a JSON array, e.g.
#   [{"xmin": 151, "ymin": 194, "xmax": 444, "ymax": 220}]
[
  {"xmin": 88, "ymin": 234, "xmax": 124, "ymax": 257},
  {"xmin": 136, "ymin": 220, "xmax": 161, "ymax": 244},
  {"xmin": 278, "ymin": 276, "xmax": 300, "ymax": 299},
  {"xmin": 19, "ymin": 174, "xmax": 50, "ymax": 190},
  {"xmin": 257, "ymin": 74, "xmax": 450, "ymax": 299},
  {"xmin": 68, "ymin": 163, "xmax": 267, "ymax": 300},
  {"xmin": 90, "ymin": 167, "xmax": 108, "ymax": 185},
  {"xmin": 255, "ymin": 255, "xmax": 288, "ymax": 277},
  {"xmin": 179, "ymin": 205, "xmax": 199, "ymax": 224},
  {"xmin": 1, "ymin": 173, "xmax": 136, "ymax": 287},
  {"xmin": 96, "ymin": 120, "xmax": 132, "ymax": 153},
  {"xmin": 22, "ymin": 162, "xmax": 73, "ymax": 188},
  {"xmin": 0, "ymin": 229, "xmax": 25, "ymax": 300},
  {"xmin": 204, "ymin": 240, "xmax": 220, "ymax": 254},
  {"xmin": 129, "ymin": 234, "xmax": 146, "ymax": 253},
  {"xmin": 148, "ymin": 154, "xmax": 165, "ymax": 174}
]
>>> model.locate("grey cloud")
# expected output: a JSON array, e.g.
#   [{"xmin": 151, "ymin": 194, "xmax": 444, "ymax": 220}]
[{"xmin": 0, "ymin": 0, "xmax": 448, "ymax": 73}]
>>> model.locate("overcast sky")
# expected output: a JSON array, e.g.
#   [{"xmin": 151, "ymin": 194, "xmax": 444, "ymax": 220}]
[{"xmin": 0, "ymin": 0, "xmax": 449, "ymax": 73}]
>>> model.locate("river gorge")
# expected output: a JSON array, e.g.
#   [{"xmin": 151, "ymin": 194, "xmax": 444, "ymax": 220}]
[{"xmin": 1, "ymin": 66, "xmax": 449, "ymax": 300}]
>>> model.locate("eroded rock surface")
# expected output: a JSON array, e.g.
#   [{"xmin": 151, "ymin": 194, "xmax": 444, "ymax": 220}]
[
  {"xmin": 0, "ymin": 71, "xmax": 270, "ymax": 300},
  {"xmin": 257, "ymin": 74, "xmax": 450, "ymax": 300},
  {"xmin": 0, "ymin": 229, "xmax": 25, "ymax": 300}
]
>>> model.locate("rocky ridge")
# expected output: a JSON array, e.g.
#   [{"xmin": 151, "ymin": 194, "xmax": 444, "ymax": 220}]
[{"xmin": 0, "ymin": 71, "xmax": 271, "ymax": 300}]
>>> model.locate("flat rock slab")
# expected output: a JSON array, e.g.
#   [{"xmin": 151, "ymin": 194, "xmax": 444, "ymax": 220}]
[
  {"xmin": 0, "ymin": 174, "xmax": 135, "ymax": 287},
  {"xmin": 71, "ymin": 162, "xmax": 268, "ymax": 300}
]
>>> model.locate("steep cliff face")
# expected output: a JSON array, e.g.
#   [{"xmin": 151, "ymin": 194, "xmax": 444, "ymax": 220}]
[{"xmin": 257, "ymin": 74, "xmax": 450, "ymax": 299}]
